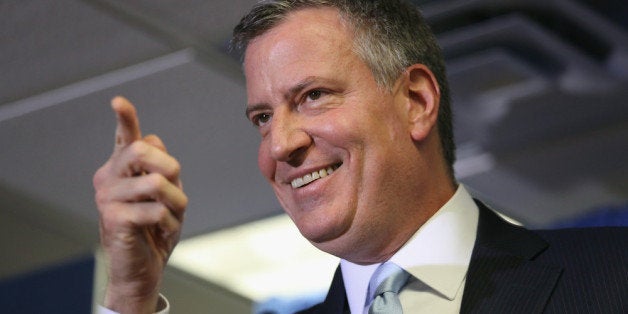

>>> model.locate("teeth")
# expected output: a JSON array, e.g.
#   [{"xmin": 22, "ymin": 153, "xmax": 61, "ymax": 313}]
[
  {"xmin": 319, "ymin": 169, "xmax": 327, "ymax": 178},
  {"xmin": 291, "ymin": 165, "xmax": 339, "ymax": 188}
]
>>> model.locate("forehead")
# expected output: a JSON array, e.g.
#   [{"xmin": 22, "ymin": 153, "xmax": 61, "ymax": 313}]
[
  {"xmin": 241, "ymin": 6, "xmax": 371, "ymax": 107},
  {"xmin": 243, "ymin": 7, "xmax": 353, "ymax": 67}
]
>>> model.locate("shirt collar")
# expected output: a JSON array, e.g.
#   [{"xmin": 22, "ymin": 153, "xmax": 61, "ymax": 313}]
[{"xmin": 340, "ymin": 185, "xmax": 479, "ymax": 313}]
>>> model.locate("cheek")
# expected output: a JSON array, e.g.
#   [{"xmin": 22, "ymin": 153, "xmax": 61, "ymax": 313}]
[{"xmin": 316, "ymin": 111, "xmax": 360, "ymax": 145}]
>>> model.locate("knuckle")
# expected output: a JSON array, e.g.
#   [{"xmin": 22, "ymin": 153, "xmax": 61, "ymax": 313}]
[
  {"xmin": 94, "ymin": 189, "xmax": 110, "ymax": 206},
  {"xmin": 170, "ymin": 159, "xmax": 181, "ymax": 177},
  {"xmin": 146, "ymin": 172, "xmax": 167, "ymax": 190},
  {"xmin": 117, "ymin": 206, "xmax": 143, "ymax": 227},
  {"xmin": 171, "ymin": 194, "xmax": 188, "ymax": 219},
  {"xmin": 170, "ymin": 194, "xmax": 188, "ymax": 221},
  {"xmin": 127, "ymin": 141, "xmax": 149, "ymax": 161},
  {"xmin": 156, "ymin": 205, "xmax": 169, "ymax": 221},
  {"xmin": 92, "ymin": 164, "xmax": 110, "ymax": 188}
]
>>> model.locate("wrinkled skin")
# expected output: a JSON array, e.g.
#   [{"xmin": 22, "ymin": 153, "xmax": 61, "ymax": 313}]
[{"xmin": 94, "ymin": 97, "xmax": 187, "ymax": 313}]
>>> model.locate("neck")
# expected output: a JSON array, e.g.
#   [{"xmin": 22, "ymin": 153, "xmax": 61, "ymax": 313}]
[{"xmin": 344, "ymin": 181, "xmax": 457, "ymax": 265}]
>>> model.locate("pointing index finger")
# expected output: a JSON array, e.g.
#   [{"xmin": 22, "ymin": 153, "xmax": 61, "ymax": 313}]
[{"xmin": 111, "ymin": 96, "xmax": 142, "ymax": 154}]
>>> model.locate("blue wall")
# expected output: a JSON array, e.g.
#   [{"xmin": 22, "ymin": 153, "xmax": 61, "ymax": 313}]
[{"xmin": 0, "ymin": 255, "xmax": 94, "ymax": 314}]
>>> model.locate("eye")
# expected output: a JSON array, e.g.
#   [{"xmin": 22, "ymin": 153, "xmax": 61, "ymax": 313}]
[
  {"xmin": 252, "ymin": 113, "xmax": 272, "ymax": 126},
  {"xmin": 305, "ymin": 89, "xmax": 324, "ymax": 102}
]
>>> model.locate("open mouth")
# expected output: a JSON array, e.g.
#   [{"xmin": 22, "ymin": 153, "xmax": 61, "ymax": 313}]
[{"xmin": 291, "ymin": 163, "xmax": 341, "ymax": 189}]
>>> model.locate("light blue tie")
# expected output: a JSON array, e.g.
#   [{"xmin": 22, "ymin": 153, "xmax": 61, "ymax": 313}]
[{"xmin": 367, "ymin": 262, "xmax": 410, "ymax": 314}]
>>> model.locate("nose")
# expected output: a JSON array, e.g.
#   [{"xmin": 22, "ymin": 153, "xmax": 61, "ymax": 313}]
[{"xmin": 268, "ymin": 107, "xmax": 311, "ymax": 164}]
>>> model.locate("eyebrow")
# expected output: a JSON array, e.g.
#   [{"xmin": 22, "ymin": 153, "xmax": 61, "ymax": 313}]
[
  {"xmin": 244, "ymin": 102, "xmax": 271, "ymax": 119},
  {"xmin": 244, "ymin": 76, "xmax": 338, "ymax": 118},
  {"xmin": 286, "ymin": 77, "xmax": 317, "ymax": 100}
]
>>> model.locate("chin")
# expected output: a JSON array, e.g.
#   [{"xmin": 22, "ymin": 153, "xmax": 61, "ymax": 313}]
[
  {"xmin": 308, "ymin": 234, "xmax": 358, "ymax": 261},
  {"xmin": 295, "ymin": 221, "xmax": 334, "ymax": 244},
  {"xmin": 294, "ymin": 213, "xmax": 348, "ymax": 246}
]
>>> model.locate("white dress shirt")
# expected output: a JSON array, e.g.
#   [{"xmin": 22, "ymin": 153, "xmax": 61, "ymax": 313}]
[{"xmin": 341, "ymin": 185, "xmax": 479, "ymax": 314}]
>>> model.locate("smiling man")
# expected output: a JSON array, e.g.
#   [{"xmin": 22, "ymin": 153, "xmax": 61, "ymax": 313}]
[
  {"xmin": 242, "ymin": 6, "xmax": 454, "ymax": 265},
  {"xmin": 95, "ymin": 1, "xmax": 627, "ymax": 313}
]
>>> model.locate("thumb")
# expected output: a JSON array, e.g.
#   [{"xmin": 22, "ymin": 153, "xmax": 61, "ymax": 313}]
[
  {"xmin": 143, "ymin": 134, "xmax": 167, "ymax": 153},
  {"xmin": 111, "ymin": 96, "xmax": 142, "ymax": 155}
]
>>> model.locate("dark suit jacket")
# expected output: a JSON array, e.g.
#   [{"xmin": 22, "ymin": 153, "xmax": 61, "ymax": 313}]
[{"xmin": 298, "ymin": 201, "xmax": 627, "ymax": 313}]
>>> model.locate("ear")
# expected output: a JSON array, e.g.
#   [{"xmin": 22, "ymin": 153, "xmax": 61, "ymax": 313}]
[{"xmin": 400, "ymin": 64, "xmax": 441, "ymax": 142}]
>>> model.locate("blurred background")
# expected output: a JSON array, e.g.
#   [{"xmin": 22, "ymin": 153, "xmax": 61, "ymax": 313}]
[{"xmin": 1, "ymin": 0, "xmax": 626, "ymax": 313}]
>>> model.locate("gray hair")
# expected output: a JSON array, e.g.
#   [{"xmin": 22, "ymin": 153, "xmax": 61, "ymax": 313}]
[{"xmin": 231, "ymin": 0, "xmax": 456, "ymax": 179}]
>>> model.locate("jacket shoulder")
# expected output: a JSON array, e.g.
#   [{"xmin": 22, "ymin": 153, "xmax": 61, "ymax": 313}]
[{"xmin": 532, "ymin": 226, "xmax": 627, "ymax": 270}]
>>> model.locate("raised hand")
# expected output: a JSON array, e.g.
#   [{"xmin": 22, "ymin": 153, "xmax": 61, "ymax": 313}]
[{"xmin": 93, "ymin": 96, "xmax": 187, "ymax": 313}]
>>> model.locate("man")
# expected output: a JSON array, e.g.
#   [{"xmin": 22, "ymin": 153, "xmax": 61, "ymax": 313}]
[{"xmin": 95, "ymin": 0, "xmax": 627, "ymax": 313}]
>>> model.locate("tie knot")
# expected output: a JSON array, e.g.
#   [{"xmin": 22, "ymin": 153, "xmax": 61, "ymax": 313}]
[
  {"xmin": 368, "ymin": 262, "xmax": 410, "ymax": 299},
  {"xmin": 366, "ymin": 262, "xmax": 410, "ymax": 314}
]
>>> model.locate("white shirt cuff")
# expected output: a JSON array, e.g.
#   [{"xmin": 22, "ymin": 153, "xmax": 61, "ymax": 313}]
[{"xmin": 95, "ymin": 294, "xmax": 170, "ymax": 314}]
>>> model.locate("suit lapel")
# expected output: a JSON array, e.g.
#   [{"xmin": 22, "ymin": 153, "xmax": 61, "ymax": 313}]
[
  {"xmin": 461, "ymin": 201, "xmax": 562, "ymax": 313},
  {"xmin": 297, "ymin": 266, "xmax": 349, "ymax": 314},
  {"xmin": 319, "ymin": 266, "xmax": 350, "ymax": 313}
]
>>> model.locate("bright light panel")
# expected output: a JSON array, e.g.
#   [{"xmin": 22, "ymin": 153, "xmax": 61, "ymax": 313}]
[{"xmin": 169, "ymin": 214, "xmax": 339, "ymax": 302}]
